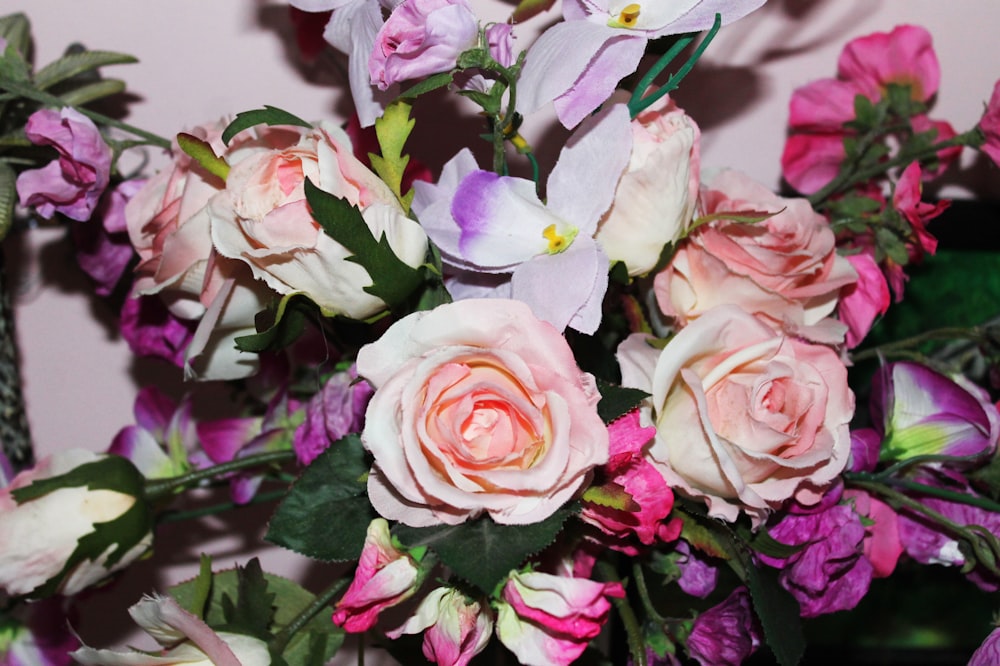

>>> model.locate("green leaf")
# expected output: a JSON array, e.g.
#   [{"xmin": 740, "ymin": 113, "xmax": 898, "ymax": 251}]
[
  {"xmin": 596, "ymin": 379, "xmax": 649, "ymax": 425},
  {"xmin": 192, "ymin": 554, "xmax": 214, "ymax": 619},
  {"xmin": 305, "ymin": 179, "xmax": 423, "ymax": 310},
  {"xmin": 171, "ymin": 563, "xmax": 344, "ymax": 666},
  {"xmin": 0, "ymin": 161, "xmax": 16, "ymax": 242},
  {"xmin": 744, "ymin": 561, "xmax": 806, "ymax": 666},
  {"xmin": 0, "ymin": 13, "xmax": 31, "ymax": 58},
  {"xmin": 393, "ymin": 504, "xmax": 578, "ymax": 594},
  {"xmin": 176, "ymin": 132, "xmax": 230, "ymax": 181},
  {"xmin": 0, "ymin": 39, "xmax": 30, "ymax": 83},
  {"xmin": 33, "ymin": 50, "xmax": 137, "ymax": 91},
  {"xmin": 511, "ymin": 0, "xmax": 558, "ymax": 22},
  {"xmin": 369, "ymin": 100, "xmax": 416, "ymax": 213},
  {"xmin": 687, "ymin": 208, "xmax": 782, "ymax": 236},
  {"xmin": 57, "ymin": 78, "xmax": 126, "ymax": 106},
  {"xmin": 266, "ymin": 434, "xmax": 376, "ymax": 562},
  {"xmin": 676, "ymin": 508, "xmax": 733, "ymax": 562},
  {"xmin": 581, "ymin": 482, "xmax": 639, "ymax": 512},
  {"xmin": 218, "ymin": 559, "xmax": 276, "ymax": 641},
  {"xmin": 221, "ymin": 105, "xmax": 312, "ymax": 145},
  {"xmin": 399, "ymin": 72, "xmax": 454, "ymax": 100},
  {"xmin": 234, "ymin": 293, "xmax": 313, "ymax": 353}
]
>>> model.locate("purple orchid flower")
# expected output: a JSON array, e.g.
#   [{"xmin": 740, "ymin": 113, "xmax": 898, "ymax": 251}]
[
  {"xmin": 412, "ymin": 103, "xmax": 633, "ymax": 333},
  {"xmin": 871, "ymin": 360, "xmax": 1000, "ymax": 463},
  {"xmin": 516, "ymin": 0, "xmax": 767, "ymax": 128}
]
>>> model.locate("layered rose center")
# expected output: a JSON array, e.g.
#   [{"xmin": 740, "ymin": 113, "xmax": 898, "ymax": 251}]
[{"xmin": 421, "ymin": 360, "xmax": 548, "ymax": 480}]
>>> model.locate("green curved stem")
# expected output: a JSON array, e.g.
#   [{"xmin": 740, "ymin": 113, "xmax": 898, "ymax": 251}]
[
  {"xmin": 850, "ymin": 324, "xmax": 990, "ymax": 363},
  {"xmin": 847, "ymin": 473, "xmax": 1000, "ymax": 514},
  {"xmin": 144, "ymin": 449, "xmax": 296, "ymax": 501},
  {"xmin": 632, "ymin": 561, "xmax": 667, "ymax": 625},
  {"xmin": 0, "ymin": 76, "xmax": 171, "ymax": 150},
  {"xmin": 596, "ymin": 560, "xmax": 646, "ymax": 666},
  {"xmin": 270, "ymin": 578, "xmax": 349, "ymax": 654}
]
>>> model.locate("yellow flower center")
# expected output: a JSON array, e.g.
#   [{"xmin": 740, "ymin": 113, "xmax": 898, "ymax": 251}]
[
  {"xmin": 608, "ymin": 3, "xmax": 641, "ymax": 29},
  {"xmin": 542, "ymin": 224, "xmax": 578, "ymax": 254}
]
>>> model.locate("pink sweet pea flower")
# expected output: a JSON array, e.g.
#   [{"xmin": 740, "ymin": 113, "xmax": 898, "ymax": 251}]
[
  {"xmin": 109, "ymin": 386, "xmax": 195, "ymax": 480},
  {"xmin": 495, "ymin": 568, "xmax": 625, "ymax": 666},
  {"xmin": 581, "ymin": 410, "xmax": 681, "ymax": 553},
  {"xmin": 516, "ymin": 0, "xmax": 766, "ymax": 128},
  {"xmin": 72, "ymin": 594, "xmax": 270, "ymax": 666},
  {"xmin": 843, "ymin": 489, "xmax": 903, "ymax": 579},
  {"xmin": 892, "ymin": 162, "xmax": 948, "ymax": 259},
  {"xmin": 72, "ymin": 179, "xmax": 145, "ymax": 297},
  {"xmin": 686, "ymin": 587, "xmax": 760, "ymax": 666},
  {"xmin": 980, "ymin": 79, "xmax": 1000, "ymax": 167},
  {"xmin": 370, "ymin": 0, "xmax": 479, "ymax": 90},
  {"xmin": 970, "ymin": 626, "xmax": 1000, "ymax": 666},
  {"xmin": 837, "ymin": 252, "xmax": 890, "ymax": 349},
  {"xmin": 119, "ymin": 292, "xmax": 197, "ymax": 369},
  {"xmin": 333, "ymin": 518, "xmax": 426, "ymax": 632},
  {"xmin": 387, "ymin": 587, "xmax": 493, "ymax": 666},
  {"xmin": 293, "ymin": 366, "xmax": 373, "ymax": 465},
  {"xmin": 16, "ymin": 107, "xmax": 113, "ymax": 221}
]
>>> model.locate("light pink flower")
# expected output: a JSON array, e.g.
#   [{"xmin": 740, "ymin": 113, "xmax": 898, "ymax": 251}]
[
  {"xmin": 369, "ymin": 0, "xmax": 478, "ymax": 90},
  {"xmin": 72, "ymin": 594, "xmax": 270, "ymax": 666},
  {"xmin": 495, "ymin": 568, "xmax": 625, "ymax": 666},
  {"xmin": 654, "ymin": 170, "xmax": 856, "ymax": 343},
  {"xmin": 581, "ymin": 410, "xmax": 680, "ymax": 553},
  {"xmin": 332, "ymin": 518, "xmax": 425, "ymax": 632},
  {"xmin": 595, "ymin": 95, "xmax": 700, "ymax": 277},
  {"xmin": 16, "ymin": 107, "xmax": 112, "ymax": 221},
  {"xmin": 980, "ymin": 79, "xmax": 1000, "ymax": 167},
  {"xmin": 0, "ymin": 450, "xmax": 152, "ymax": 598},
  {"xmin": 618, "ymin": 305, "xmax": 854, "ymax": 524},
  {"xmin": 210, "ymin": 122, "xmax": 427, "ymax": 320},
  {"xmin": 838, "ymin": 252, "xmax": 890, "ymax": 349},
  {"xmin": 357, "ymin": 299, "xmax": 609, "ymax": 527},
  {"xmin": 387, "ymin": 587, "xmax": 493, "ymax": 666}
]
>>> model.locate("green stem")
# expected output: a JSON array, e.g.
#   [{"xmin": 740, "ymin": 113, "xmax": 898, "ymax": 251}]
[
  {"xmin": 270, "ymin": 578, "xmax": 349, "ymax": 655},
  {"xmin": 849, "ymin": 324, "xmax": 988, "ymax": 363},
  {"xmin": 628, "ymin": 35, "xmax": 696, "ymax": 115},
  {"xmin": 157, "ymin": 488, "xmax": 288, "ymax": 524},
  {"xmin": 0, "ymin": 76, "xmax": 171, "ymax": 150},
  {"xmin": 144, "ymin": 449, "xmax": 296, "ymax": 501},
  {"xmin": 628, "ymin": 14, "xmax": 722, "ymax": 118},
  {"xmin": 596, "ymin": 560, "xmax": 645, "ymax": 666},
  {"xmin": 808, "ymin": 130, "xmax": 982, "ymax": 206},
  {"xmin": 631, "ymin": 561, "xmax": 667, "ymax": 625},
  {"xmin": 847, "ymin": 473, "xmax": 1000, "ymax": 514}
]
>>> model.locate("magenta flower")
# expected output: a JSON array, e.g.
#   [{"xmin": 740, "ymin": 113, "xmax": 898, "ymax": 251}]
[
  {"xmin": 387, "ymin": 586, "xmax": 493, "ymax": 666},
  {"xmin": 837, "ymin": 252, "xmax": 890, "ymax": 349},
  {"xmin": 0, "ymin": 598, "xmax": 78, "ymax": 666},
  {"xmin": 674, "ymin": 540, "xmax": 718, "ymax": 598},
  {"xmin": 293, "ymin": 366, "xmax": 374, "ymax": 465},
  {"xmin": 333, "ymin": 518, "xmax": 426, "ymax": 632},
  {"xmin": 119, "ymin": 292, "xmax": 197, "ymax": 369},
  {"xmin": 516, "ymin": 0, "xmax": 766, "ymax": 128},
  {"xmin": 871, "ymin": 361, "xmax": 1000, "ymax": 462},
  {"xmin": 686, "ymin": 587, "xmax": 760, "ymax": 666},
  {"xmin": 495, "ymin": 568, "xmax": 625, "ymax": 666},
  {"xmin": 16, "ymin": 107, "xmax": 112, "ymax": 221},
  {"xmin": 370, "ymin": 0, "xmax": 479, "ymax": 90},
  {"xmin": 581, "ymin": 410, "xmax": 680, "ymax": 552},
  {"xmin": 970, "ymin": 626, "xmax": 1000, "ymax": 666},
  {"xmin": 978, "ymin": 79, "xmax": 1000, "ymax": 167},
  {"xmin": 72, "ymin": 179, "xmax": 144, "ymax": 297},
  {"xmin": 108, "ymin": 386, "xmax": 194, "ymax": 479}
]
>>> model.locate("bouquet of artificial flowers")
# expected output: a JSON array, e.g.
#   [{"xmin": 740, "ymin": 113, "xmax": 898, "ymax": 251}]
[{"xmin": 1, "ymin": 1, "xmax": 1000, "ymax": 664}]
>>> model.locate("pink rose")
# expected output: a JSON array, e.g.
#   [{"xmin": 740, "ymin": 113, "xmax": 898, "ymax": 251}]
[
  {"xmin": 210, "ymin": 122, "xmax": 428, "ymax": 320},
  {"xmin": 618, "ymin": 305, "xmax": 854, "ymax": 523},
  {"xmin": 654, "ymin": 170, "xmax": 856, "ymax": 343},
  {"xmin": 387, "ymin": 586, "xmax": 493, "ymax": 666},
  {"xmin": 333, "ymin": 518, "xmax": 425, "ymax": 633},
  {"xmin": 980, "ymin": 79, "xmax": 1000, "ymax": 167},
  {"xmin": 369, "ymin": 0, "xmax": 479, "ymax": 91},
  {"xmin": 357, "ymin": 298, "xmax": 608, "ymax": 527},
  {"xmin": 16, "ymin": 107, "xmax": 112, "ymax": 221},
  {"xmin": 495, "ymin": 568, "xmax": 624, "ymax": 666},
  {"xmin": 595, "ymin": 95, "xmax": 700, "ymax": 277}
]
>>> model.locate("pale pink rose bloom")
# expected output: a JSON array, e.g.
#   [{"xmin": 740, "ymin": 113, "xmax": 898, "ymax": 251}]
[
  {"xmin": 495, "ymin": 568, "xmax": 625, "ymax": 666},
  {"xmin": 357, "ymin": 299, "xmax": 609, "ymax": 527},
  {"xmin": 333, "ymin": 518, "xmax": 424, "ymax": 632},
  {"xmin": 72, "ymin": 594, "xmax": 270, "ymax": 666},
  {"xmin": 654, "ymin": 169, "xmax": 856, "ymax": 343},
  {"xmin": 369, "ymin": 0, "xmax": 478, "ymax": 90},
  {"xmin": 0, "ymin": 450, "xmax": 152, "ymax": 597},
  {"xmin": 838, "ymin": 252, "xmax": 890, "ymax": 349},
  {"xmin": 210, "ymin": 122, "xmax": 427, "ymax": 320},
  {"xmin": 387, "ymin": 587, "xmax": 493, "ymax": 666},
  {"xmin": 980, "ymin": 79, "xmax": 1000, "ymax": 167},
  {"xmin": 16, "ymin": 107, "xmax": 112, "ymax": 221},
  {"xmin": 595, "ymin": 95, "xmax": 700, "ymax": 277},
  {"xmin": 618, "ymin": 305, "xmax": 854, "ymax": 524}
]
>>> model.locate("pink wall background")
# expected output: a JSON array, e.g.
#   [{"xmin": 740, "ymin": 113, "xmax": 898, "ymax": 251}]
[{"xmin": 5, "ymin": 0, "xmax": 1000, "ymax": 655}]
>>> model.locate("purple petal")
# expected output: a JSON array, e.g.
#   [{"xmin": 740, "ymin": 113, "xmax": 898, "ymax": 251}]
[
  {"xmin": 196, "ymin": 417, "xmax": 263, "ymax": 464},
  {"xmin": 132, "ymin": 386, "xmax": 179, "ymax": 438},
  {"xmin": 511, "ymin": 240, "xmax": 608, "ymax": 334},
  {"xmin": 553, "ymin": 35, "xmax": 647, "ymax": 129}
]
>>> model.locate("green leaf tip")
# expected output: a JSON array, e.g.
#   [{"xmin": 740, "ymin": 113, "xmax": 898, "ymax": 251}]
[
  {"xmin": 176, "ymin": 132, "xmax": 229, "ymax": 181},
  {"xmin": 221, "ymin": 106, "xmax": 312, "ymax": 145}
]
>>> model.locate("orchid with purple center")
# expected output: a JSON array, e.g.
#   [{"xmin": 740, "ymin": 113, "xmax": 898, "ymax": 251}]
[
  {"xmin": 413, "ymin": 103, "xmax": 633, "ymax": 333},
  {"xmin": 516, "ymin": 0, "xmax": 766, "ymax": 128}
]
